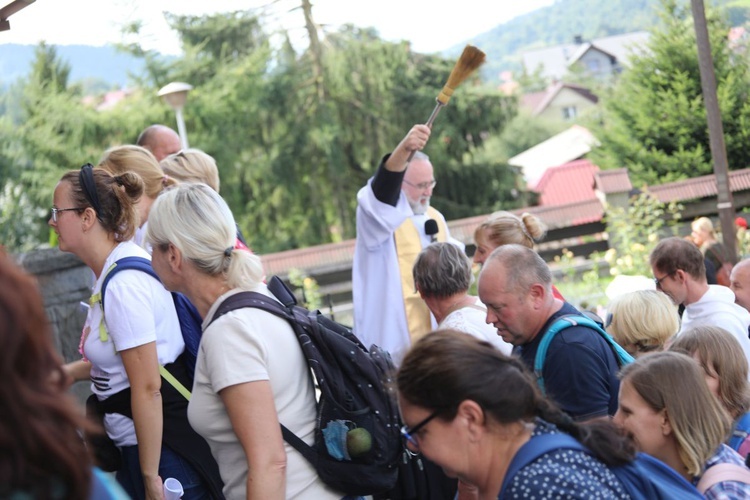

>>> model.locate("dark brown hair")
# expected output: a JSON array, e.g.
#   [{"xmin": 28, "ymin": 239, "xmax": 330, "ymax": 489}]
[
  {"xmin": 0, "ymin": 251, "xmax": 93, "ymax": 498},
  {"xmin": 650, "ymin": 237, "xmax": 706, "ymax": 281},
  {"xmin": 61, "ymin": 166, "xmax": 143, "ymax": 241},
  {"xmin": 397, "ymin": 329, "xmax": 635, "ymax": 466}
]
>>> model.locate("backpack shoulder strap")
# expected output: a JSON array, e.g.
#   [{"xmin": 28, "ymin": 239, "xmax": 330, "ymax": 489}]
[
  {"xmin": 100, "ymin": 256, "xmax": 157, "ymax": 308},
  {"xmin": 500, "ymin": 433, "xmax": 585, "ymax": 496},
  {"xmin": 205, "ymin": 289, "xmax": 320, "ymax": 463},
  {"xmin": 534, "ymin": 314, "xmax": 634, "ymax": 394},
  {"xmin": 207, "ymin": 290, "xmax": 292, "ymax": 327},
  {"xmin": 697, "ymin": 462, "xmax": 750, "ymax": 493}
]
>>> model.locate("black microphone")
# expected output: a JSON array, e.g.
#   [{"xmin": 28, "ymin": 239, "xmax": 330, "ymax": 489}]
[{"xmin": 425, "ymin": 219, "xmax": 438, "ymax": 243}]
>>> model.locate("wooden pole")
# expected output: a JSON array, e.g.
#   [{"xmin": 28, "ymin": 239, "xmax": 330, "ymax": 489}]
[{"xmin": 690, "ymin": 0, "xmax": 737, "ymax": 262}]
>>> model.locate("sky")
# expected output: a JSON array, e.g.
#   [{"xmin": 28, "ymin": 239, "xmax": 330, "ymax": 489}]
[{"xmin": 1, "ymin": 0, "xmax": 555, "ymax": 55}]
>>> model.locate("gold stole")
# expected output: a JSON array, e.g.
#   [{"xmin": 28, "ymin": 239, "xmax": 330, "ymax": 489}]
[{"xmin": 394, "ymin": 206, "xmax": 448, "ymax": 344}]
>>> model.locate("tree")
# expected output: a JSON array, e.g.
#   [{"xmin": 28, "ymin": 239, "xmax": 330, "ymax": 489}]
[{"xmin": 590, "ymin": 0, "xmax": 750, "ymax": 185}]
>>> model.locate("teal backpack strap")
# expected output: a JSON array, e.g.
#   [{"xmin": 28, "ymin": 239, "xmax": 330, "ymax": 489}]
[{"xmin": 534, "ymin": 314, "xmax": 634, "ymax": 394}]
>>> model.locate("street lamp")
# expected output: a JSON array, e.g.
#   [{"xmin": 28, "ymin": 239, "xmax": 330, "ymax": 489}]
[{"xmin": 157, "ymin": 82, "xmax": 193, "ymax": 150}]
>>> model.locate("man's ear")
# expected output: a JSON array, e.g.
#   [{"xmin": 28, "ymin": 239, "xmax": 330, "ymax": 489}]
[{"xmin": 528, "ymin": 282, "xmax": 546, "ymax": 307}]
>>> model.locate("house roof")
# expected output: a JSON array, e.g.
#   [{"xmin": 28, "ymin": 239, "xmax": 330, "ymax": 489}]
[
  {"xmin": 508, "ymin": 125, "xmax": 599, "ymax": 185},
  {"xmin": 527, "ymin": 82, "xmax": 599, "ymax": 116},
  {"xmin": 566, "ymin": 43, "xmax": 617, "ymax": 66},
  {"xmin": 0, "ymin": 0, "xmax": 34, "ymax": 31},
  {"xmin": 259, "ymin": 169, "xmax": 750, "ymax": 278},
  {"xmin": 533, "ymin": 159, "xmax": 600, "ymax": 205},
  {"xmin": 595, "ymin": 168, "xmax": 633, "ymax": 194},
  {"xmin": 649, "ymin": 168, "xmax": 750, "ymax": 202},
  {"xmin": 521, "ymin": 31, "xmax": 650, "ymax": 80}
]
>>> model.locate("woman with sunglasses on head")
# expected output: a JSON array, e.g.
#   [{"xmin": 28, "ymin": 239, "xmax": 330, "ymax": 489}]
[
  {"xmin": 397, "ymin": 329, "xmax": 640, "ymax": 499},
  {"xmin": 52, "ymin": 165, "xmax": 221, "ymax": 500}
]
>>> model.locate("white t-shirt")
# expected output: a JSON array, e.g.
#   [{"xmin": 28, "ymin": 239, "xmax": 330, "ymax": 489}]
[
  {"xmin": 439, "ymin": 299, "xmax": 513, "ymax": 355},
  {"xmin": 83, "ymin": 241, "xmax": 184, "ymax": 446},
  {"xmin": 188, "ymin": 285, "xmax": 341, "ymax": 500}
]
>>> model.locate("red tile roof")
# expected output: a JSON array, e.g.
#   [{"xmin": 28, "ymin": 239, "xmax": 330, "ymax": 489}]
[
  {"xmin": 260, "ymin": 169, "xmax": 750, "ymax": 277},
  {"xmin": 595, "ymin": 168, "xmax": 633, "ymax": 194},
  {"xmin": 649, "ymin": 168, "xmax": 750, "ymax": 202},
  {"xmin": 533, "ymin": 159, "xmax": 600, "ymax": 205}
]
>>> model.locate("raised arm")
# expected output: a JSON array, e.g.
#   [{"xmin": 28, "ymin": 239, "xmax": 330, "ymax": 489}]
[
  {"xmin": 371, "ymin": 124, "xmax": 432, "ymax": 206},
  {"xmin": 384, "ymin": 124, "xmax": 431, "ymax": 173}
]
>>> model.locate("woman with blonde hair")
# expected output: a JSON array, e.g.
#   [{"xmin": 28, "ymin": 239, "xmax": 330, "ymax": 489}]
[
  {"xmin": 615, "ymin": 351, "xmax": 750, "ymax": 496},
  {"xmin": 159, "ymin": 149, "xmax": 251, "ymax": 251},
  {"xmin": 146, "ymin": 183, "xmax": 339, "ymax": 499},
  {"xmin": 99, "ymin": 144, "xmax": 178, "ymax": 249},
  {"xmin": 605, "ymin": 290, "xmax": 679, "ymax": 357},
  {"xmin": 692, "ymin": 216, "xmax": 732, "ymax": 286},
  {"xmin": 160, "ymin": 149, "xmax": 220, "ymax": 193},
  {"xmin": 472, "ymin": 211, "xmax": 546, "ymax": 265},
  {"xmin": 670, "ymin": 326, "xmax": 750, "ymax": 459}
]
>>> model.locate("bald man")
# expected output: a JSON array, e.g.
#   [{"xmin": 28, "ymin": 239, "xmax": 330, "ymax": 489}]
[
  {"xmin": 731, "ymin": 258, "xmax": 750, "ymax": 312},
  {"xmin": 136, "ymin": 124, "xmax": 181, "ymax": 161}
]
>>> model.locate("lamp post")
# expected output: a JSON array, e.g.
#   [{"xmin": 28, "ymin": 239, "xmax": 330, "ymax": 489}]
[{"xmin": 157, "ymin": 82, "xmax": 193, "ymax": 150}]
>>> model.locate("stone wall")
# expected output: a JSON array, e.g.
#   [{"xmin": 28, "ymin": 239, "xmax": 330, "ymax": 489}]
[{"xmin": 17, "ymin": 247, "xmax": 92, "ymax": 401}]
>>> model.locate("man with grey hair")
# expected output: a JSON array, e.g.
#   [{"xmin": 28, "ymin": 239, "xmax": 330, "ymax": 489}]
[
  {"xmin": 413, "ymin": 243, "xmax": 512, "ymax": 354},
  {"xmin": 352, "ymin": 124, "xmax": 462, "ymax": 364},
  {"xmin": 478, "ymin": 244, "xmax": 621, "ymax": 421}
]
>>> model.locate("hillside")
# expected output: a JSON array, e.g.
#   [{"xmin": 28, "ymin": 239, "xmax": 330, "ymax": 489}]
[
  {"xmin": 461, "ymin": 0, "xmax": 749, "ymax": 82},
  {"xmin": 2, "ymin": 0, "xmax": 748, "ymax": 89}
]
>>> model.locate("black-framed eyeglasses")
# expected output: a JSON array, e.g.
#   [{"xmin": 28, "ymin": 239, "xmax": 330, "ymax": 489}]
[
  {"xmin": 654, "ymin": 271, "xmax": 676, "ymax": 290},
  {"xmin": 400, "ymin": 409, "xmax": 441, "ymax": 447},
  {"xmin": 51, "ymin": 207, "xmax": 85, "ymax": 223},
  {"xmin": 403, "ymin": 179, "xmax": 437, "ymax": 191}
]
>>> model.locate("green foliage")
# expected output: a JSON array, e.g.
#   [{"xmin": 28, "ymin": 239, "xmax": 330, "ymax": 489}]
[
  {"xmin": 604, "ymin": 190, "xmax": 683, "ymax": 276},
  {"xmin": 287, "ymin": 268, "xmax": 322, "ymax": 310},
  {"xmin": 590, "ymin": 0, "xmax": 750, "ymax": 185},
  {"xmin": 0, "ymin": 10, "xmax": 519, "ymax": 254}
]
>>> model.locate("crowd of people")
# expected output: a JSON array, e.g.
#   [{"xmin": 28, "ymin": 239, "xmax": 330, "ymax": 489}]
[{"xmin": 6, "ymin": 120, "xmax": 750, "ymax": 499}]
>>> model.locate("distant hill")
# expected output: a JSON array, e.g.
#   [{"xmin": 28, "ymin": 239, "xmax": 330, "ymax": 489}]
[
  {"xmin": 0, "ymin": 44, "xmax": 147, "ymax": 88},
  {"xmin": 456, "ymin": 0, "xmax": 750, "ymax": 82}
]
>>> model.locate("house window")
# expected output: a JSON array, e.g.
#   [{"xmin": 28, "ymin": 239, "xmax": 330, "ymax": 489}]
[
  {"xmin": 563, "ymin": 106, "xmax": 578, "ymax": 120},
  {"xmin": 587, "ymin": 59, "xmax": 600, "ymax": 72}
]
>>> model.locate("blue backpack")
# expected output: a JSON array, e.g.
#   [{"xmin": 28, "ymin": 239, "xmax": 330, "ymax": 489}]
[
  {"xmin": 99, "ymin": 256, "xmax": 202, "ymax": 379},
  {"xmin": 535, "ymin": 314, "xmax": 634, "ymax": 394},
  {"xmin": 500, "ymin": 432, "xmax": 703, "ymax": 499}
]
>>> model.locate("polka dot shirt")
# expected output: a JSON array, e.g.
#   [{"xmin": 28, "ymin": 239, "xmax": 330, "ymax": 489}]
[{"xmin": 503, "ymin": 420, "xmax": 630, "ymax": 499}]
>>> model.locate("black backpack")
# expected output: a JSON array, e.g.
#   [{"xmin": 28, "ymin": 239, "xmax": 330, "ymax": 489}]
[{"xmin": 207, "ymin": 276, "xmax": 402, "ymax": 496}]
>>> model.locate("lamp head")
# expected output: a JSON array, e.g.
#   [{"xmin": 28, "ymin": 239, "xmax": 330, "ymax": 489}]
[{"xmin": 157, "ymin": 82, "xmax": 193, "ymax": 110}]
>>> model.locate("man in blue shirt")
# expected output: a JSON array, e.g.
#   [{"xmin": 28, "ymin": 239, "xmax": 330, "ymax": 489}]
[{"xmin": 478, "ymin": 244, "xmax": 621, "ymax": 421}]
